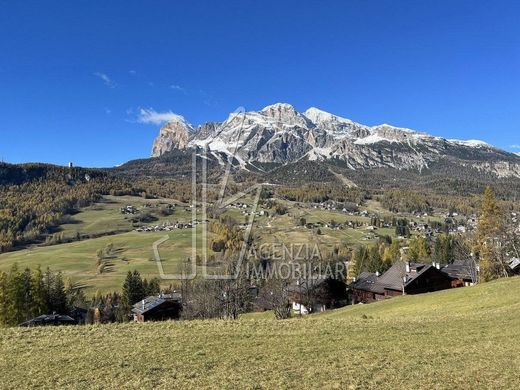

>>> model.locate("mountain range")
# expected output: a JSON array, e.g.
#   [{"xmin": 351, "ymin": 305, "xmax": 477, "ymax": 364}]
[{"xmin": 151, "ymin": 103, "xmax": 520, "ymax": 179}]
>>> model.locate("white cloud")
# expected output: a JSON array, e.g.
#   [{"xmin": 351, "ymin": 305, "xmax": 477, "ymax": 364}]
[
  {"xmin": 94, "ymin": 72, "xmax": 116, "ymax": 88},
  {"xmin": 137, "ymin": 108, "xmax": 184, "ymax": 125},
  {"xmin": 509, "ymin": 144, "xmax": 520, "ymax": 149},
  {"xmin": 129, "ymin": 70, "xmax": 137, "ymax": 75},
  {"xmin": 170, "ymin": 84, "xmax": 185, "ymax": 92}
]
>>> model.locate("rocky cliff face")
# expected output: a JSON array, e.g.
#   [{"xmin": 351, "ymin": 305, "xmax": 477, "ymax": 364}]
[
  {"xmin": 151, "ymin": 116, "xmax": 193, "ymax": 157},
  {"xmin": 151, "ymin": 103, "xmax": 520, "ymax": 178}
]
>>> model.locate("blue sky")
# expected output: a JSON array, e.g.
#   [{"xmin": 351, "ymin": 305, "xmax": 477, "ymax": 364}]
[{"xmin": 1, "ymin": 0, "xmax": 519, "ymax": 167}]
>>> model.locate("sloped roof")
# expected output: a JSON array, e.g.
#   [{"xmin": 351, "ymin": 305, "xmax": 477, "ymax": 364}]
[
  {"xmin": 441, "ymin": 263, "xmax": 477, "ymax": 281},
  {"xmin": 351, "ymin": 262, "xmax": 449, "ymax": 294},
  {"xmin": 20, "ymin": 314, "xmax": 76, "ymax": 327},
  {"xmin": 377, "ymin": 262, "xmax": 432, "ymax": 291},
  {"xmin": 350, "ymin": 272, "xmax": 385, "ymax": 294},
  {"xmin": 132, "ymin": 293, "xmax": 182, "ymax": 315},
  {"xmin": 508, "ymin": 258, "xmax": 520, "ymax": 271},
  {"xmin": 287, "ymin": 276, "xmax": 328, "ymax": 294}
]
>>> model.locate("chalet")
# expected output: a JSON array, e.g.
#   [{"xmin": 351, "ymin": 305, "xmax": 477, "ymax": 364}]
[
  {"xmin": 132, "ymin": 293, "xmax": 182, "ymax": 322},
  {"xmin": 20, "ymin": 313, "xmax": 77, "ymax": 327},
  {"xmin": 350, "ymin": 272, "xmax": 385, "ymax": 303},
  {"xmin": 441, "ymin": 261, "xmax": 478, "ymax": 287},
  {"xmin": 350, "ymin": 262, "xmax": 452, "ymax": 304}
]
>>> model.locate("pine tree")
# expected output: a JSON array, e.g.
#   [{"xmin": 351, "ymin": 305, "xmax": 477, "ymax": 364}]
[
  {"xmin": 5, "ymin": 264, "xmax": 22, "ymax": 325},
  {"xmin": 433, "ymin": 234, "xmax": 454, "ymax": 265},
  {"xmin": 50, "ymin": 272, "xmax": 68, "ymax": 314},
  {"xmin": 30, "ymin": 266, "xmax": 48, "ymax": 317},
  {"xmin": 147, "ymin": 278, "xmax": 161, "ymax": 296},
  {"xmin": 346, "ymin": 253, "xmax": 358, "ymax": 283},
  {"xmin": 122, "ymin": 271, "xmax": 146, "ymax": 307},
  {"xmin": 367, "ymin": 245, "xmax": 383, "ymax": 273}
]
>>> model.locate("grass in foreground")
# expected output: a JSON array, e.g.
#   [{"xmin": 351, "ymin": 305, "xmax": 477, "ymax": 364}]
[{"xmin": 1, "ymin": 277, "xmax": 519, "ymax": 389}]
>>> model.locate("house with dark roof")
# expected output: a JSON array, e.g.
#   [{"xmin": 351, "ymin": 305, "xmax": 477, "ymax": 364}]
[
  {"xmin": 350, "ymin": 262, "xmax": 452, "ymax": 304},
  {"xmin": 441, "ymin": 260, "xmax": 478, "ymax": 287},
  {"xmin": 20, "ymin": 313, "xmax": 77, "ymax": 327},
  {"xmin": 132, "ymin": 293, "xmax": 182, "ymax": 322},
  {"xmin": 350, "ymin": 272, "xmax": 385, "ymax": 303}
]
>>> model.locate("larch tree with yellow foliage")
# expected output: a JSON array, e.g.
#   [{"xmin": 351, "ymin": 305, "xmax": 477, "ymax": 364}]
[{"xmin": 476, "ymin": 186, "xmax": 507, "ymax": 282}]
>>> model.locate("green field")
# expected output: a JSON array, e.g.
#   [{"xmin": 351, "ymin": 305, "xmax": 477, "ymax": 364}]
[
  {"xmin": 0, "ymin": 195, "xmax": 400, "ymax": 294},
  {"xmin": 0, "ymin": 227, "xmax": 213, "ymax": 295},
  {"xmin": 1, "ymin": 277, "xmax": 518, "ymax": 389},
  {"xmin": 0, "ymin": 194, "xmax": 447, "ymax": 295},
  {"xmin": 58, "ymin": 195, "xmax": 193, "ymax": 239}
]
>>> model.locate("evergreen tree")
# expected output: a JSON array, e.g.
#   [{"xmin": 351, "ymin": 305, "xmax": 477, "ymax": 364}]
[
  {"xmin": 432, "ymin": 234, "xmax": 454, "ymax": 264},
  {"xmin": 122, "ymin": 271, "xmax": 146, "ymax": 307},
  {"xmin": 367, "ymin": 245, "xmax": 383, "ymax": 273},
  {"xmin": 30, "ymin": 266, "xmax": 48, "ymax": 317},
  {"xmin": 49, "ymin": 272, "xmax": 68, "ymax": 314},
  {"xmin": 147, "ymin": 278, "xmax": 161, "ymax": 296}
]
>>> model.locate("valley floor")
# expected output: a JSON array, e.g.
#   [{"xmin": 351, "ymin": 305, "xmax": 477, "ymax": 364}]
[{"xmin": 1, "ymin": 277, "xmax": 519, "ymax": 389}]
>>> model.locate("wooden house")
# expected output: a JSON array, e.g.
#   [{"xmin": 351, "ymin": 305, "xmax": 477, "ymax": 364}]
[
  {"xmin": 132, "ymin": 293, "xmax": 182, "ymax": 322},
  {"xmin": 441, "ymin": 261, "xmax": 478, "ymax": 287},
  {"xmin": 350, "ymin": 262, "xmax": 452, "ymax": 304}
]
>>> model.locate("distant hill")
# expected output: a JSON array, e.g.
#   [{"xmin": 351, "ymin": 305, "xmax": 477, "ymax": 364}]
[
  {"xmin": 115, "ymin": 150, "xmax": 520, "ymax": 198},
  {"xmin": 0, "ymin": 162, "xmax": 105, "ymax": 185}
]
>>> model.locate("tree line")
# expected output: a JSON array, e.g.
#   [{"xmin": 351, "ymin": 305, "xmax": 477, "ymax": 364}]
[{"xmin": 0, "ymin": 264, "xmax": 82, "ymax": 326}]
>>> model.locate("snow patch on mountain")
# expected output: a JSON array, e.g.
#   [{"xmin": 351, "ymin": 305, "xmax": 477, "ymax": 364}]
[
  {"xmin": 304, "ymin": 107, "xmax": 355, "ymax": 126},
  {"xmin": 448, "ymin": 139, "xmax": 491, "ymax": 148},
  {"xmin": 354, "ymin": 134, "xmax": 394, "ymax": 145}
]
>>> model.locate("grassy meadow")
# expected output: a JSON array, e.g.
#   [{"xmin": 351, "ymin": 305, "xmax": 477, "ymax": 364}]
[
  {"xmin": 0, "ymin": 228, "xmax": 211, "ymax": 294},
  {"xmin": 0, "ymin": 277, "xmax": 518, "ymax": 389},
  {"xmin": 58, "ymin": 195, "xmax": 193, "ymax": 239},
  {"xmin": 0, "ymin": 195, "xmax": 401, "ymax": 294}
]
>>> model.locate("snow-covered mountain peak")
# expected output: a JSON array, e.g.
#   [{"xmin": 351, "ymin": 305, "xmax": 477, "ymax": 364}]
[
  {"xmin": 259, "ymin": 102, "xmax": 312, "ymax": 128},
  {"xmin": 150, "ymin": 103, "xmax": 520, "ymax": 178},
  {"xmin": 304, "ymin": 107, "xmax": 354, "ymax": 125},
  {"xmin": 261, "ymin": 102, "xmax": 297, "ymax": 113},
  {"xmin": 163, "ymin": 114, "xmax": 193, "ymax": 131}
]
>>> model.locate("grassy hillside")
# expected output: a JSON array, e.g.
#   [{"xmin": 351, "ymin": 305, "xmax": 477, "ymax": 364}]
[
  {"xmin": 0, "ymin": 195, "xmax": 403, "ymax": 294},
  {"xmin": 57, "ymin": 195, "xmax": 193, "ymax": 239},
  {"xmin": 0, "ymin": 229, "xmax": 208, "ymax": 294},
  {"xmin": 1, "ymin": 277, "xmax": 519, "ymax": 389}
]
